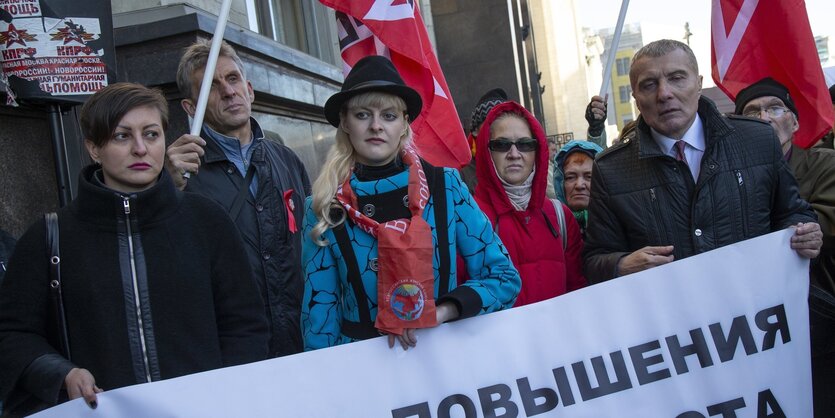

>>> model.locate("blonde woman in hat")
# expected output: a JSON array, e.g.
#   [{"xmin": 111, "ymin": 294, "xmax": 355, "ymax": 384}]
[{"xmin": 301, "ymin": 56, "xmax": 520, "ymax": 351}]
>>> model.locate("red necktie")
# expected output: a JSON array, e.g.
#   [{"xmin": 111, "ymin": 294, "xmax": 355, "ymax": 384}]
[{"xmin": 675, "ymin": 140, "xmax": 689, "ymax": 166}]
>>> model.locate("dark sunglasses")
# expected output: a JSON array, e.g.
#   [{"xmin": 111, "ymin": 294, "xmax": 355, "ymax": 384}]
[{"xmin": 487, "ymin": 137, "xmax": 538, "ymax": 153}]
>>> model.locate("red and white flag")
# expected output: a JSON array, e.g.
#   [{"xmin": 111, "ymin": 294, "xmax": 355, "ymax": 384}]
[
  {"xmin": 321, "ymin": 0, "xmax": 470, "ymax": 168},
  {"xmin": 711, "ymin": 0, "xmax": 834, "ymax": 148}
]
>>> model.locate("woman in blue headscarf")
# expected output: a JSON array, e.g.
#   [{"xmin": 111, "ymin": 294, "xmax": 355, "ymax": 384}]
[{"xmin": 553, "ymin": 140, "xmax": 604, "ymax": 238}]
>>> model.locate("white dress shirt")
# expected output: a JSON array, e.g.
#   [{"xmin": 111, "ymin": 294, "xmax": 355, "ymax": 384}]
[{"xmin": 650, "ymin": 116, "xmax": 706, "ymax": 181}]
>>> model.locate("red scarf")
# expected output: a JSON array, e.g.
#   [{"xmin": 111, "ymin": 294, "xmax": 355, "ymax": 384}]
[{"xmin": 336, "ymin": 145, "xmax": 437, "ymax": 336}]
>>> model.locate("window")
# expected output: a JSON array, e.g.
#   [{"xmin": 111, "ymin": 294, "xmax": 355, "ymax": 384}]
[
  {"xmin": 619, "ymin": 85, "xmax": 632, "ymax": 103},
  {"xmin": 616, "ymin": 57, "xmax": 630, "ymax": 76},
  {"xmin": 816, "ymin": 36, "xmax": 829, "ymax": 63},
  {"xmin": 248, "ymin": 0, "xmax": 339, "ymax": 65}
]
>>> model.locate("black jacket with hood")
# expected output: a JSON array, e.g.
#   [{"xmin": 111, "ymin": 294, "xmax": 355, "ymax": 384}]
[{"xmin": 0, "ymin": 166, "xmax": 268, "ymax": 414}]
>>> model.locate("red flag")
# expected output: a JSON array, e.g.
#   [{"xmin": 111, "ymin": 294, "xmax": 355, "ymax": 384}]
[
  {"xmin": 321, "ymin": 0, "xmax": 470, "ymax": 168},
  {"xmin": 711, "ymin": 0, "xmax": 834, "ymax": 149}
]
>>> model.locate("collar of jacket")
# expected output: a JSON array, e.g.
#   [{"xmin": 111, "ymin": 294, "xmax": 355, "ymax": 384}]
[
  {"xmin": 788, "ymin": 143, "xmax": 810, "ymax": 182},
  {"xmin": 473, "ymin": 101, "xmax": 550, "ymax": 217},
  {"xmin": 635, "ymin": 96, "xmax": 734, "ymax": 160},
  {"xmin": 201, "ymin": 117, "xmax": 265, "ymax": 165},
  {"xmin": 70, "ymin": 164, "xmax": 182, "ymax": 230}
]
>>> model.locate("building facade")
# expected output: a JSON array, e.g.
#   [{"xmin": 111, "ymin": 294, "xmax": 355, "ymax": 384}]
[
  {"xmin": 528, "ymin": 0, "xmax": 602, "ymax": 143},
  {"xmin": 1, "ymin": 0, "xmax": 351, "ymax": 237},
  {"xmin": 598, "ymin": 23, "xmax": 643, "ymax": 134},
  {"xmin": 430, "ymin": 0, "xmax": 544, "ymax": 134},
  {"xmin": 4, "ymin": 0, "xmax": 594, "ymax": 238},
  {"xmin": 431, "ymin": 0, "xmax": 620, "ymax": 149}
]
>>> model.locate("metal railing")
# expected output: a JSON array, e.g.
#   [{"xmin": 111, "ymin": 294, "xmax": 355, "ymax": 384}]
[{"xmin": 547, "ymin": 132, "xmax": 574, "ymax": 150}]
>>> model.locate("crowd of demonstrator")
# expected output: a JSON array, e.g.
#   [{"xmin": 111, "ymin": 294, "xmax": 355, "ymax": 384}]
[{"xmin": 0, "ymin": 38, "xmax": 832, "ymax": 417}]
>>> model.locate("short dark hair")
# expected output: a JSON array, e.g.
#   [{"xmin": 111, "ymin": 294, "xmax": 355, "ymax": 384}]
[
  {"xmin": 629, "ymin": 39, "xmax": 699, "ymax": 88},
  {"xmin": 80, "ymin": 82, "xmax": 169, "ymax": 147},
  {"xmin": 176, "ymin": 38, "xmax": 246, "ymax": 100}
]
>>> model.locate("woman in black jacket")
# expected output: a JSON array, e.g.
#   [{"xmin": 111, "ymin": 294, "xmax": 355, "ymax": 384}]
[{"xmin": 0, "ymin": 83, "xmax": 269, "ymax": 416}]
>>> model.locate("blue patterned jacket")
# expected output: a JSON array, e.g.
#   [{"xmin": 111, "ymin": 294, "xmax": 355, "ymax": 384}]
[{"xmin": 301, "ymin": 167, "xmax": 520, "ymax": 350}]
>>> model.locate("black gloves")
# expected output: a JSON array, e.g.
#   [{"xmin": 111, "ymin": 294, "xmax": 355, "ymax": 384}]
[{"xmin": 585, "ymin": 100, "xmax": 606, "ymax": 137}]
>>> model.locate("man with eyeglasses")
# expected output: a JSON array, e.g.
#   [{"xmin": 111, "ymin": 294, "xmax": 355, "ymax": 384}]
[
  {"xmin": 735, "ymin": 77, "xmax": 803, "ymax": 154},
  {"xmin": 734, "ymin": 78, "xmax": 835, "ymax": 294},
  {"xmin": 584, "ymin": 40, "xmax": 821, "ymax": 284},
  {"xmin": 734, "ymin": 77, "xmax": 835, "ymax": 416}
]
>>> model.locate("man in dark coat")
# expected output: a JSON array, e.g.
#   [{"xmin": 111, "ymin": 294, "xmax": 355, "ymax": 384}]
[
  {"xmin": 584, "ymin": 39, "xmax": 821, "ymax": 283},
  {"xmin": 734, "ymin": 77, "xmax": 835, "ymax": 417},
  {"xmin": 734, "ymin": 77, "xmax": 835, "ymax": 294},
  {"xmin": 165, "ymin": 40, "xmax": 311, "ymax": 357}
]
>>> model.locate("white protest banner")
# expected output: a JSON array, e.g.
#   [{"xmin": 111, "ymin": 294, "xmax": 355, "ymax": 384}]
[{"xmin": 34, "ymin": 229, "xmax": 811, "ymax": 417}]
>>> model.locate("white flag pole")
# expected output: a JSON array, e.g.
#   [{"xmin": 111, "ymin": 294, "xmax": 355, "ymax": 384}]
[
  {"xmin": 600, "ymin": 0, "xmax": 630, "ymax": 97},
  {"xmin": 184, "ymin": 0, "xmax": 233, "ymax": 178}
]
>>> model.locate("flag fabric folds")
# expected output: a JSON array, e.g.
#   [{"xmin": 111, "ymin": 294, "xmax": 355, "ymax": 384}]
[
  {"xmin": 321, "ymin": 0, "xmax": 470, "ymax": 168},
  {"xmin": 711, "ymin": 0, "xmax": 834, "ymax": 148}
]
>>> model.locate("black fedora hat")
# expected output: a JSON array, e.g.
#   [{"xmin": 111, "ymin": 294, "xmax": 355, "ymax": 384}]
[{"xmin": 324, "ymin": 55, "xmax": 422, "ymax": 127}]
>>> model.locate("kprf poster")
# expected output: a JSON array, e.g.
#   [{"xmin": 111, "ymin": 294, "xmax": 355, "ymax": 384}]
[{"xmin": 0, "ymin": 0, "xmax": 115, "ymax": 105}]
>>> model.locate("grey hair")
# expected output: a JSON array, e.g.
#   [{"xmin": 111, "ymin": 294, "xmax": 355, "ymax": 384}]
[
  {"xmin": 176, "ymin": 38, "xmax": 247, "ymax": 100},
  {"xmin": 629, "ymin": 39, "xmax": 699, "ymax": 86}
]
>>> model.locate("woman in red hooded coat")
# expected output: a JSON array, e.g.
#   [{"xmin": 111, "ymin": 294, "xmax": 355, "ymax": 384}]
[{"xmin": 463, "ymin": 101, "xmax": 586, "ymax": 306}]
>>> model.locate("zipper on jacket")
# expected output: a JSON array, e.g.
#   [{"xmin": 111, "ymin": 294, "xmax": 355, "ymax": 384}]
[
  {"xmin": 649, "ymin": 188, "xmax": 665, "ymax": 243},
  {"xmin": 123, "ymin": 196, "xmax": 152, "ymax": 383},
  {"xmin": 735, "ymin": 171, "xmax": 749, "ymax": 237}
]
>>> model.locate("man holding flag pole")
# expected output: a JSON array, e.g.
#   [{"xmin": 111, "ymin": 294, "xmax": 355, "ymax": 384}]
[{"xmin": 163, "ymin": 0, "xmax": 311, "ymax": 358}]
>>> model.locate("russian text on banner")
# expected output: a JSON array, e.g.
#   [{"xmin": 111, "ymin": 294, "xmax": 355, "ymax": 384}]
[{"xmin": 34, "ymin": 229, "xmax": 811, "ymax": 417}]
